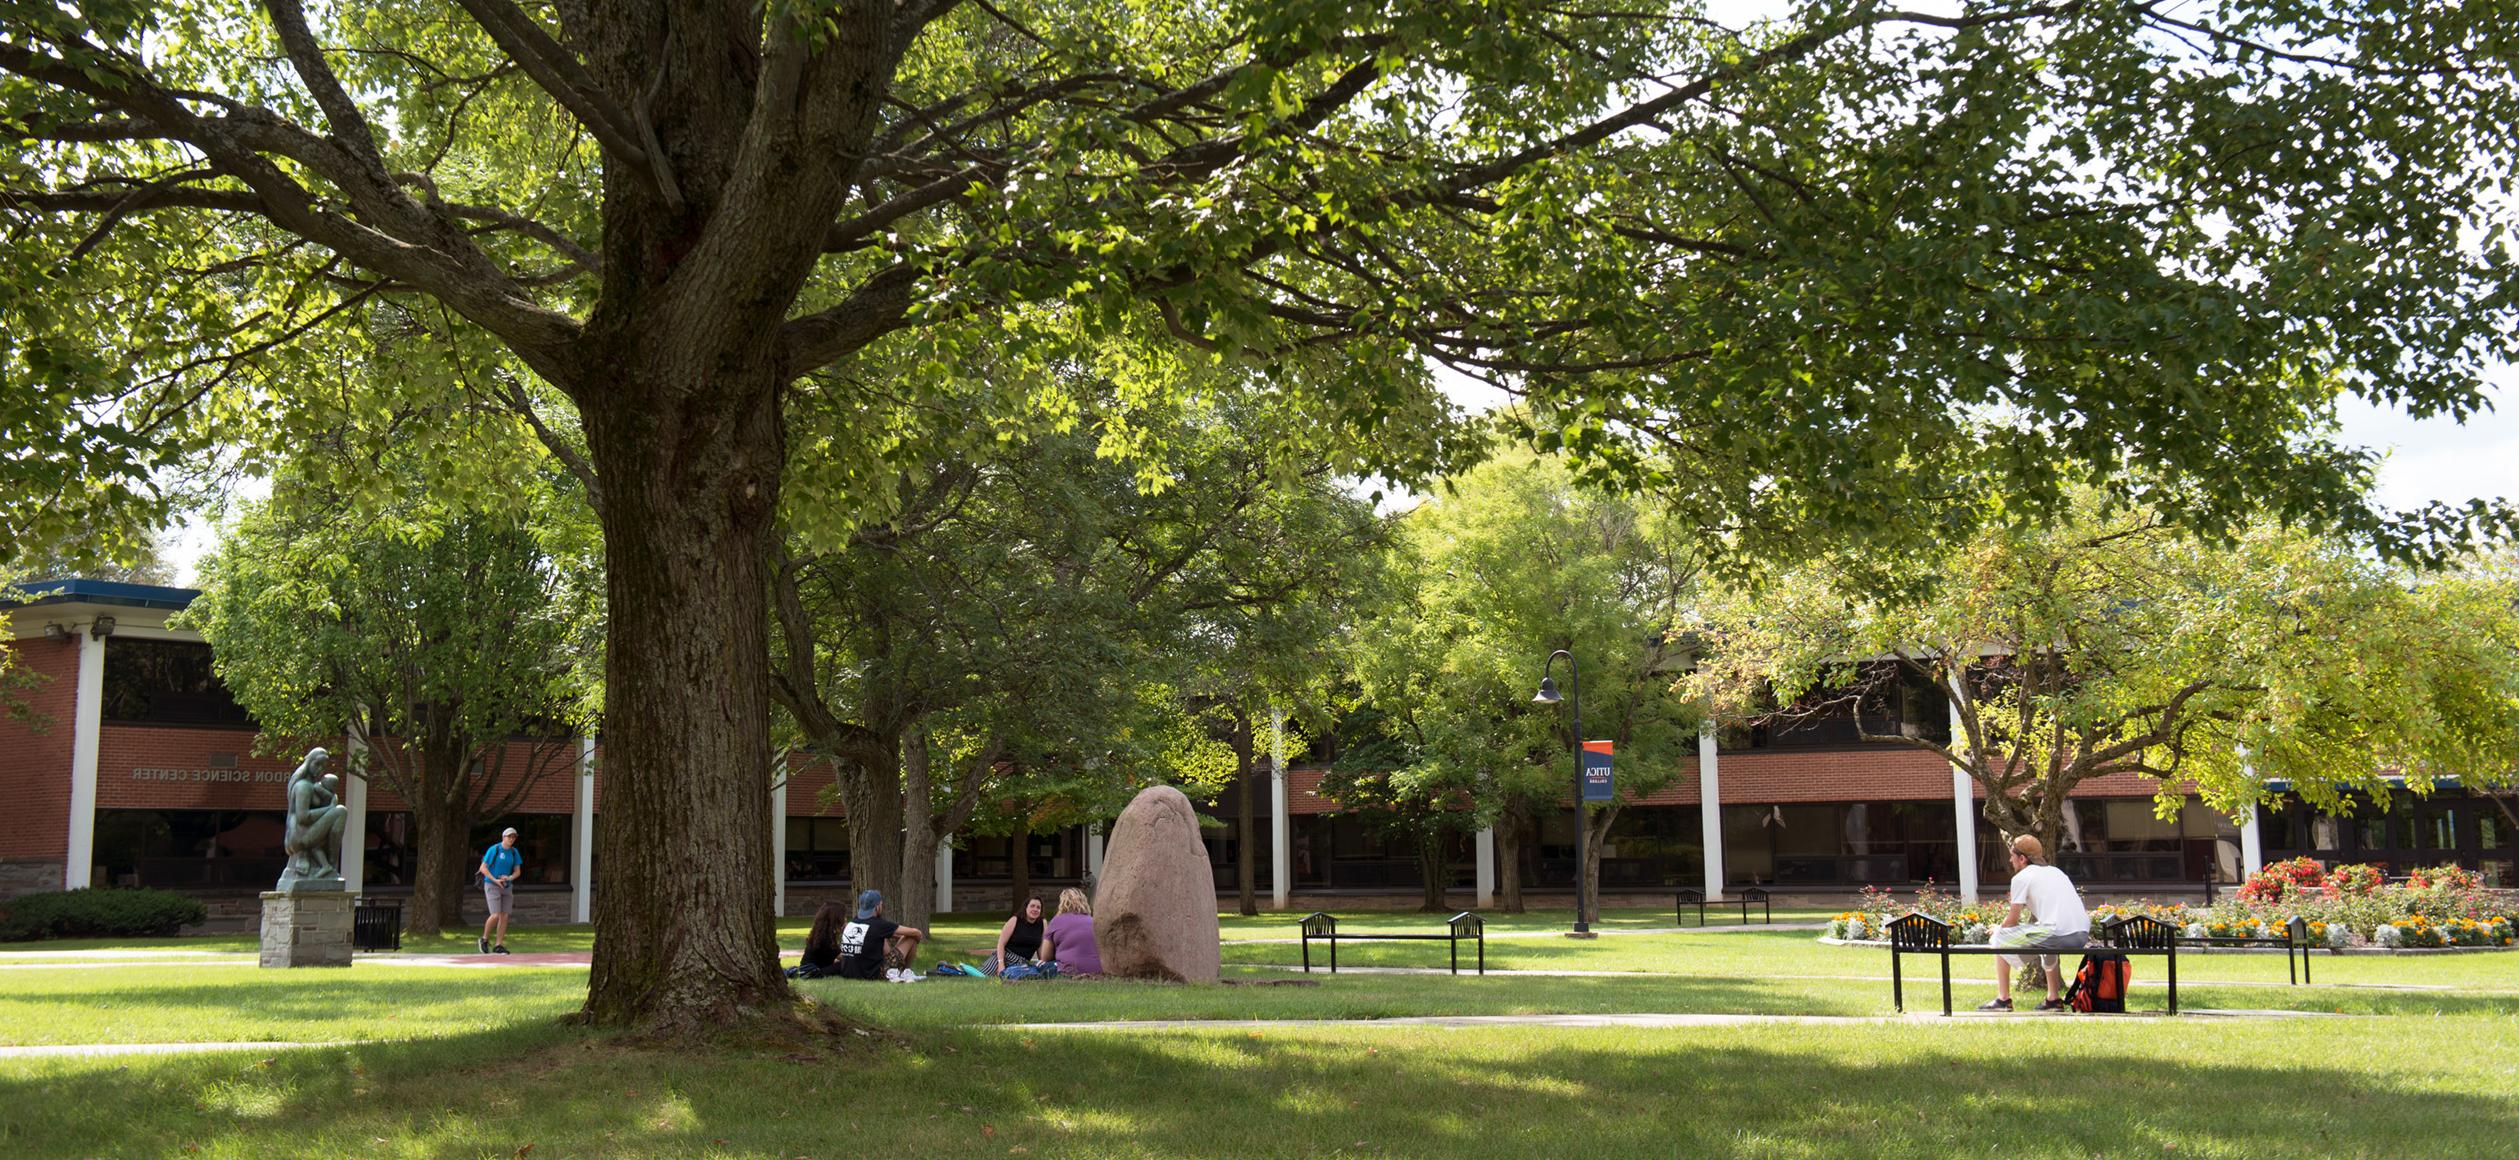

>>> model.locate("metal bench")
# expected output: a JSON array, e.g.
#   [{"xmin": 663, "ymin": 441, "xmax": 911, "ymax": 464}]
[
  {"xmin": 352, "ymin": 900, "xmax": 403, "ymax": 952},
  {"xmin": 1675, "ymin": 886, "xmax": 1771, "ymax": 927},
  {"xmin": 1299, "ymin": 911, "xmax": 1485, "ymax": 975},
  {"xmin": 1888, "ymin": 912, "xmax": 2182, "ymax": 1016}
]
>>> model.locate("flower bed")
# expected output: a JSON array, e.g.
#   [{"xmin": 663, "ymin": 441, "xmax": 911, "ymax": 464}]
[{"xmin": 1824, "ymin": 862, "xmax": 2517, "ymax": 950}]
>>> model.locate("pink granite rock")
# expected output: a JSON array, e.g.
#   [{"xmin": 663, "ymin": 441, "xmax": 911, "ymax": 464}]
[{"xmin": 1093, "ymin": 785, "xmax": 1221, "ymax": 982}]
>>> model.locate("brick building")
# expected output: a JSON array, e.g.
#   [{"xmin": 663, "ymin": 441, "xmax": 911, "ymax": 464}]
[{"xmin": 6, "ymin": 579, "xmax": 2510, "ymax": 917}]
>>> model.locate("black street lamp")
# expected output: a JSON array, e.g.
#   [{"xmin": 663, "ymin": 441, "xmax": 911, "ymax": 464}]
[{"xmin": 1533, "ymin": 649, "xmax": 1594, "ymax": 936}]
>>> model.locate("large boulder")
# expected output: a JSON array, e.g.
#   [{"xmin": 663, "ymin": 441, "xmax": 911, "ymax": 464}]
[{"xmin": 1094, "ymin": 785, "xmax": 1221, "ymax": 982}]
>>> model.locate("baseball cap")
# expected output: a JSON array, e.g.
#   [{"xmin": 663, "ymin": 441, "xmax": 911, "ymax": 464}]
[
  {"xmin": 854, "ymin": 889, "xmax": 883, "ymax": 919},
  {"xmin": 501, "ymin": 827, "xmax": 519, "ymax": 837}
]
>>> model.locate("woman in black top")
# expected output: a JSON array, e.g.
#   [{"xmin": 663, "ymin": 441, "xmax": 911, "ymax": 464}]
[
  {"xmin": 988, "ymin": 896, "xmax": 1046, "ymax": 977},
  {"xmin": 797, "ymin": 901, "xmax": 846, "ymax": 977}
]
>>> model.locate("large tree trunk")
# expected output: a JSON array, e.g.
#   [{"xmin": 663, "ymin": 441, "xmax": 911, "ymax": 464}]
[
  {"xmin": 577, "ymin": 359, "xmax": 789, "ymax": 1034},
  {"xmin": 894, "ymin": 728, "xmax": 940, "ymax": 932},
  {"xmin": 1417, "ymin": 828, "xmax": 1451, "ymax": 913},
  {"xmin": 840, "ymin": 746, "xmax": 905, "ymax": 906},
  {"xmin": 1233, "ymin": 718, "xmax": 1258, "ymax": 916},
  {"xmin": 409, "ymin": 776, "xmax": 470, "ymax": 937},
  {"xmin": 1581, "ymin": 804, "xmax": 1621, "ymax": 927},
  {"xmin": 1008, "ymin": 817, "xmax": 1033, "ymax": 913},
  {"xmin": 1497, "ymin": 804, "xmax": 1526, "ymax": 914}
]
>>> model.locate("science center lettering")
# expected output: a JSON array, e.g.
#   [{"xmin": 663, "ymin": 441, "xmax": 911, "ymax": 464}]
[{"xmin": 129, "ymin": 768, "xmax": 291, "ymax": 784}]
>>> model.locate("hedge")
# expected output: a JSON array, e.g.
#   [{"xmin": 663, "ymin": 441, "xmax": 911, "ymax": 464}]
[{"xmin": 0, "ymin": 887, "xmax": 208, "ymax": 941}]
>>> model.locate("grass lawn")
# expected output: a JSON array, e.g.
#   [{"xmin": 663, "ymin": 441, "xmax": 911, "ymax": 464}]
[{"xmin": 4, "ymin": 915, "xmax": 2515, "ymax": 1156}]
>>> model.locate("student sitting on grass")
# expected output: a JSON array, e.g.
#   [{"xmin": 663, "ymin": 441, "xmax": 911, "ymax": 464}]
[
  {"xmin": 1985, "ymin": 834, "xmax": 2090, "ymax": 1012},
  {"xmin": 789, "ymin": 902, "xmax": 848, "ymax": 979},
  {"xmin": 837, "ymin": 889, "xmax": 926, "ymax": 982},
  {"xmin": 984, "ymin": 895, "xmax": 1047, "ymax": 979},
  {"xmin": 1040, "ymin": 886, "xmax": 1102, "ymax": 978}
]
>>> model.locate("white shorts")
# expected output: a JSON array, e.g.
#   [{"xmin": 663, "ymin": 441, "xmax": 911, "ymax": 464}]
[{"xmin": 1993, "ymin": 924, "xmax": 2088, "ymax": 970}]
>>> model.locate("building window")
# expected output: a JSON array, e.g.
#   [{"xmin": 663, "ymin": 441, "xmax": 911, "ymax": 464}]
[
  {"xmin": 786, "ymin": 817, "xmax": 849, "ymax": 880},
  {"xmin": 102, "ymin": 639, "xmax": 255, "ymax": 728},
  {"xmin": 464, "ymin": 816, "xmax": 572, "ymax": 886}
]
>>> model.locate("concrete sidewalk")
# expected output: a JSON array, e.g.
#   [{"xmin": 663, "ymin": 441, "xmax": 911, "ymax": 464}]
[{"xmin": 1009, "ymin": 1007, "xmax": 2359, "ymax": 1031}]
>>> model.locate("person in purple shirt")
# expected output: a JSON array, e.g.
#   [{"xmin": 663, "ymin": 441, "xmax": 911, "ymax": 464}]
[{"xmin": 1040, "ymin": 886, "xmax": 1101, "ymax": 977}]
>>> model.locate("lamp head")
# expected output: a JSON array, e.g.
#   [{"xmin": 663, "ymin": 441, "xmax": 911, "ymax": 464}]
[
  {"xmin": 88, "ymin": 616, "xmax": 115, "ymax": 640},
  {"xmin": 1532, "ymin": 676, "xmax": 1562, "ymax": 705}
]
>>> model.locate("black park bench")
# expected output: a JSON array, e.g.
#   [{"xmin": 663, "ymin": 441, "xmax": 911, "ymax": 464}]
[
  {"xmin": 1300, "ymin": 911, "xmax": 1486, "ymax": 975},
  {"xmin": 1675, "ymin": 886, "xmax": 1771, "ymax": 927},
  {"xmin": 1888, "ymin": 913, "xmax": 2184, "ymax": 1016}
]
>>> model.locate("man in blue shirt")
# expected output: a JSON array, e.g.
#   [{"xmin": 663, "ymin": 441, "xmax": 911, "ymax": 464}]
[{"xmin": 477, "ymin": 828, "xmax": 524, "ymax": 954}]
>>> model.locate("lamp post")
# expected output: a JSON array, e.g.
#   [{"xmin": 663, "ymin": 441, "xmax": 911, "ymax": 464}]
[{"xmin": 1533, "ymin": 649, "xmax": 1593, "ymax": 936}]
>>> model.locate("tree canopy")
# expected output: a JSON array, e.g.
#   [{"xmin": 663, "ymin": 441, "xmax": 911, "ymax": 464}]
[
  {"xmin": 1686, "ymin": 492, "xmax": 2519, "ymax": 856},
  {"xmin": 3, "ymin": 0, "xmax": 2514, "ymax": 1030},
  {"xmin": 182, "ymin": 457, "xmax": 601, "ymax": 933},
  {"xmin": 1342, "ymin": 446, "xmax": 1699, "ymax": 917}
]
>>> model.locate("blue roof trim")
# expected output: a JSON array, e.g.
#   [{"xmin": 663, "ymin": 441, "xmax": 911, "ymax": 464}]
[{"xmin": 4, "ymin": 577, "xmax": 200, "ymax": 611}]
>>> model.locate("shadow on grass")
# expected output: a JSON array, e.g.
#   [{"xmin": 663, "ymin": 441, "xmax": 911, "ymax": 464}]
[
  {"xmin": 2, "ymin": 1015, "xmax": 2509, "ymax": 1157},
  {"xmin": 0, "ymin": 971, "xmax": 587, "ymax": 1046}
]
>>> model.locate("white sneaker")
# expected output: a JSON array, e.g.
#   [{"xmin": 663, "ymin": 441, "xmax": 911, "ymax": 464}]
[
  {"xmin": 883, "ymin": 968, "xmax": 903, "ymax": 982},
  {"xmin": 896, "ymin": 970, "xmax": 922, "ymax": 982}
]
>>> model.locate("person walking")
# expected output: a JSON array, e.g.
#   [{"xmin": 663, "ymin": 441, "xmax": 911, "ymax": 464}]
[
  {"xmin": 1984, "ymin": 834, "xmax": 2089, "ymax": 1011},
  {"xmin": 477, "ymin": 827, "xmax": 523, "ymax": 955}
]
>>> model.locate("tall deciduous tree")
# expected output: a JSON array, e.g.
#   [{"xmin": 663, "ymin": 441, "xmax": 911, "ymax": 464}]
[
  {"xmin": 769, "ymin": 392, "xmax": 1361, "ymax": 930},
  {"xmin": 184, "ymin": 470, "xmax": 601, "ymax": 935},
  {"xmin": 1344, "ymin": 448, "xmax": 1699, "ymax": 920},
  {"xmin": 4, "ymin": 0, "xmax": 2513, "ymax": 1031},
  {"xmin": 1687, "ymin": 496, "xmax": 2519, "ymax": 860}
]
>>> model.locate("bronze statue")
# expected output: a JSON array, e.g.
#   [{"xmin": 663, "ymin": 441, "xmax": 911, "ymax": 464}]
[{"xmin": 277, "ymin": 747, "xmax": 349, "ymax": 891}]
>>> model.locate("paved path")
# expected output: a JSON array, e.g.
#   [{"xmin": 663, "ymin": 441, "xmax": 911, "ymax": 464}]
[
  {"xmin": 1243, "ymin": 964, "xmax": 2463, "ymax": 991},
  {"xmin": 1229, "ymin": 921, "xmax": 1826, "ymax": 945},
  {"xmin": 1009, "ymin": 1007, "xmax": 2357, "ymax": 1031}
]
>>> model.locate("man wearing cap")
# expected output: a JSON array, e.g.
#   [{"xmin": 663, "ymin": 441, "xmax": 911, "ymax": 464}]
[
  {"xmin": 477, "ymin": 827, "xmax": 524, "ymax": 955},
  {"xmin": 836, "ymin": 889, "xmax": 926, "ymax": 982},
  {"xmin": 1985, "ymin": 833, "xmax": 2089, "ymax": 1011}
]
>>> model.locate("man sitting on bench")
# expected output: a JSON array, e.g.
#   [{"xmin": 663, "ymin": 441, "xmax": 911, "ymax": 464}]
[{"xmin": 1985, "ymin": 834, "xmax": 2089, "ymax": 1012}]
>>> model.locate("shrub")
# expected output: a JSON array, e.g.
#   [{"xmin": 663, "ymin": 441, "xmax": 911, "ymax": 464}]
[
  {"xmin": 2324, "ymin": 863, "xmax": 2387, "ymax": 897},
  {"xmin": 0, "ymin": 888, "xmax": 207, "ymax": 941},
  {"xmin": 2237, "ymin": 856, "xmax": 2327, "ymax": 904}
]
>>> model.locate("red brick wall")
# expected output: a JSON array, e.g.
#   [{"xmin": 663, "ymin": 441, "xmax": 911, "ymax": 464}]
[
  {"xmin": 356, "ymin": 737, "xmax": 586, "ymax": 815},
  {"xmin": 783, "ymin": 751, "xmax": 845, "ymax": 818},
  {"xmin": 94, "ymin": 726, "xmax": 293, "ymax": 811},
  {"xmin": 0, "ymin": 638, "xmax": 79, "ymax": 861}
]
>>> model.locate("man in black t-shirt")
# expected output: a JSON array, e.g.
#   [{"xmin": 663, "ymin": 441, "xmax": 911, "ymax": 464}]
[{"xmin": 837, "ymin": 889, "xmax": 926, "ymax": 981}]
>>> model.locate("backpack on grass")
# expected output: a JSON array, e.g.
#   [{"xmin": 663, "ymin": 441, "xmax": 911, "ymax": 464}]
[{"xmin": 2065, "ymin": 953, "xmax": 2129, "ymax": 1013}]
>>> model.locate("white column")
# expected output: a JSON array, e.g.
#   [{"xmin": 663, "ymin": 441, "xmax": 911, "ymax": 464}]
[
  {"xmin": 570, "ymin": 737, "xmax": 595, "ymax": 924},
  {"xmin": 340, "ymin": 723, "xmax": 370, "ymax": 897},
  {"xmin": 1087, "ymin": 823, "xmax": 1105, "ymax": 881},
  {"xmin": 770, "ymin": 755, "xmax": 789, "ymax": 919},
  {"xmin": 1951, "ymin": 695, "xmax": 1979, "ymax": 902},
  {"xmin": 1474, "ymin": 826, "xmax": 1496, "ymax": 908},
  {"xmin": 63, "ymin": 629, "xmax": 106, "ymax": 890},
  {"xmin": 933, "ymin": 836, "xmax": 955, "ymax": 914},
  {"xmin": 1270, "ymin": 707, "xmax": 1291, "ymax": 910},
  {"xmin": 2240, "ymin": 801, "xmax": 2265, "ymax": 880},
  {"xmin": 1698, "ymin": 715, "xmax": 1725, "ymax": 901}
]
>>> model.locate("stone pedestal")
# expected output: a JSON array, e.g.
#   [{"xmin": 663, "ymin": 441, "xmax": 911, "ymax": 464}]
[{"xmin": 260, "ymin": 890, "xmax": 355, "ymax": 968}]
